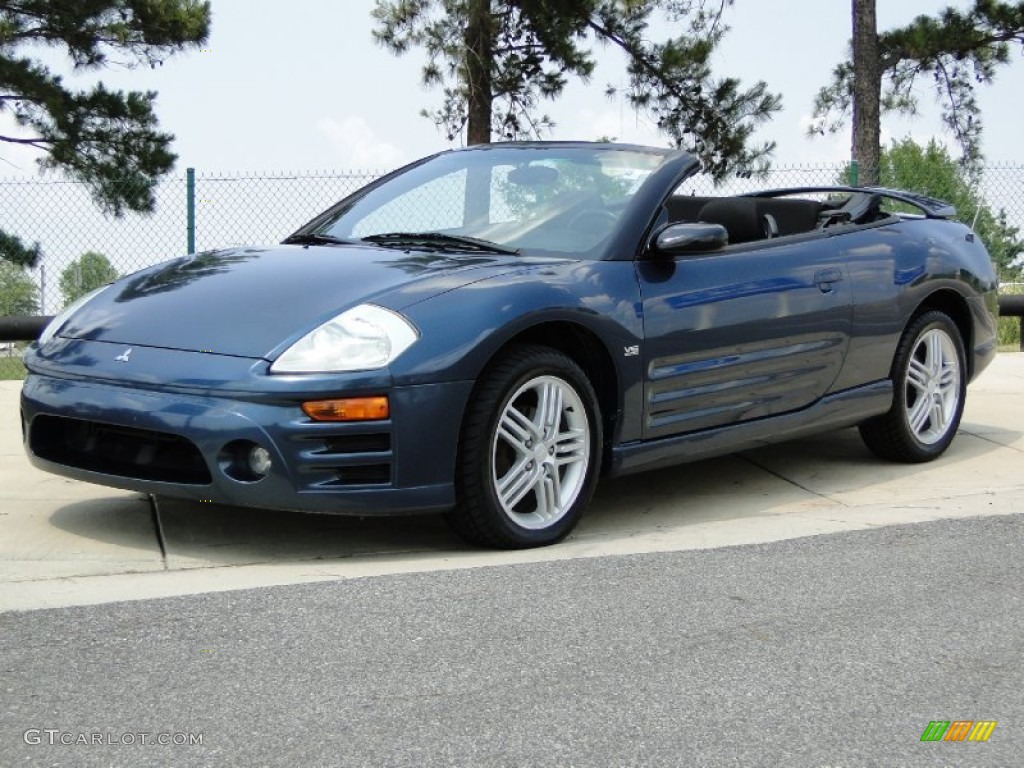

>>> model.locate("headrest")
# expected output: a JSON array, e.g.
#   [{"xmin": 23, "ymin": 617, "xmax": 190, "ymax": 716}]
[{"xmin": 697, "ymin": 198, "xmax": 766, "ymax": 244}]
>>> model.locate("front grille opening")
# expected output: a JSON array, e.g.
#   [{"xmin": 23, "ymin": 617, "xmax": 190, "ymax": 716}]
[
  {"xmin": 30, "ymin": 415, "xmax": 211, "ymax": 485},
  {"xmin": 318, "ymin": 433, "xmax": 391, "ymax": 455},
  {"xmin": 328, "ymin": 463, "xmax": 391, "ymax": 486}
]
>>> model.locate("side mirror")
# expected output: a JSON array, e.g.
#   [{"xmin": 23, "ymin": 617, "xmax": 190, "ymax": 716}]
[{"xmin": 651, "ymin": 222, "xmax": 728, "ymax": 256}]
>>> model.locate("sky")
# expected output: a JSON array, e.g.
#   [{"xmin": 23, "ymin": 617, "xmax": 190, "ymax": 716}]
[{"xmin": 3, "ymin": 0, "xmax": 1024, "ymax": 177}]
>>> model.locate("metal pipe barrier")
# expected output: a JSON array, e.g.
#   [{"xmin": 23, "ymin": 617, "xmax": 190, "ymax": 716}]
[
  {"xmin": 0, "ymin": 316, "xmax": 51, "ymax": 343},
  {"xmin": 1001, "ymin": 294, "xmax": 1024, "ymax": 351}
]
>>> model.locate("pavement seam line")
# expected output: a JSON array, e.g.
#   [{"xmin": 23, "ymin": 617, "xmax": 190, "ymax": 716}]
[
  {"xmin": 148, "ymin": 494, "xmax": 169, "ymax": 569},
  {"xmin": 959, "ymin": 428, "xmax": 1024, "ymax": 454},
  {"xmin": 739, "ymin": 454, "xmax": 850, "ymax": 507}
]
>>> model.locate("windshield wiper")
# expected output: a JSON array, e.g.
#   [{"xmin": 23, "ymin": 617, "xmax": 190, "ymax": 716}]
[
  {"xmin": 361, "ymin": 232, "xmax": 519, "ymax": 255},
  {"xmin": 282, "ymin": 232, "xmax": 356, "ymax": 246}
]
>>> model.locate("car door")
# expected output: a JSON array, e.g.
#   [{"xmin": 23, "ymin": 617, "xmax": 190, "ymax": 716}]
[{"xmin": 636, "ymin": 235, "xmax": 853, "ymax": 440}]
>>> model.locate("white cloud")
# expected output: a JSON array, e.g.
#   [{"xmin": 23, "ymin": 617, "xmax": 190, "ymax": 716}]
[{"xmin": 315, "ymin": 116, "xmax": 406, "ymax": 171}]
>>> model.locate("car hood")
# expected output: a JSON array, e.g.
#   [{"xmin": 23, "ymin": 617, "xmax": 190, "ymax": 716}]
[{"xmin": 58, "ymin": 244, "xmax": 536, "ymax": 358}]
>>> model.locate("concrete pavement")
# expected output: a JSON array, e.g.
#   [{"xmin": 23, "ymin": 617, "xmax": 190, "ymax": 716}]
[{"xmin": 2, "ymin": 354, "xmax": 1022, "ymax": 613}]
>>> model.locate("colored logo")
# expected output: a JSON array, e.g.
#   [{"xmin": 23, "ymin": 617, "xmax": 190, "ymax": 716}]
[{"xmin": 920, "ymin": 720, "xmax": 997, "ymax": 742}]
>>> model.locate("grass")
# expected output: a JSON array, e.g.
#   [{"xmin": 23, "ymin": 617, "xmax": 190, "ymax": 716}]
[{"xmin": 0, "ymin": 349, "xmax": 26, "ymax": 381}]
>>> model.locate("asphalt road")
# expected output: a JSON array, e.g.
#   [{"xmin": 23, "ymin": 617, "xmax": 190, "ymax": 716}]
[{"xmin": 1, "ymin": 514, "xmax": 1020, "ymax": 768}]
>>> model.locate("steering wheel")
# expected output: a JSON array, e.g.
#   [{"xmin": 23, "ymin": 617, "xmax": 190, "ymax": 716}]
[{"xmin": 567, "ymin": 208, "xmax": 619, "ymax": 237}]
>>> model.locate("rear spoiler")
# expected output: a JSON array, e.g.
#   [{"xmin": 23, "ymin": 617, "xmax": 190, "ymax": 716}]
[{"xmin": 748, "ymin": 186, "xmax": 956, "ymax": 219}]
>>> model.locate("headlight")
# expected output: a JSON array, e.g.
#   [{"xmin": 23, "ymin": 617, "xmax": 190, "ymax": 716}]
[
  {"xmin": 37, "ymin": 285, "xmax": 110, "ymax": 347},
  {"xmin": 270, "ymin": 304, "xmax": 419, "ymax": 373}
]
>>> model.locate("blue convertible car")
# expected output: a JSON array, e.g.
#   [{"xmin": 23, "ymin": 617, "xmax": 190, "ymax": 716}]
[{"xmin": 22, "ymin": 142, "xmax": 998, "ymax": 548}]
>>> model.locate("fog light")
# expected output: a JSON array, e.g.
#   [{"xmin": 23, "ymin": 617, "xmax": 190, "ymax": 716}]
[{"xmin": 248, "ymin": 445, "xmax": 272, "ymax": 476}]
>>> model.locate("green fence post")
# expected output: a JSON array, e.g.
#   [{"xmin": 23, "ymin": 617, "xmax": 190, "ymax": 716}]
[
  {"xmin": 186, "ymin": 167, "xmax": 196, "ymax": 255},
  {"xmin": 848, "ymin": 159, "xmax": 859, "ymax": 187}
]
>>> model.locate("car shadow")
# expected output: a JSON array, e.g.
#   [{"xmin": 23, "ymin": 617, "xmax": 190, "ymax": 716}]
[
  {"xmin": 48, "ymin": 494, "xmax": 467, "ymax": 568},
  {"xmin": 581, "ymin": 421, "xmax": 1020, "ymax": 541},
  {"xmin": 45, "ymin": 423, "xmax": 1018, "ymax": 569},
  {"xmin": 45, "ymin": 495, "xmax": 159, "ymax": 554}
]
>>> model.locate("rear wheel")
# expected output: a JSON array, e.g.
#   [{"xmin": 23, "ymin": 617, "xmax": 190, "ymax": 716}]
[
  {"xmin": 447, "ymin": 345, "xmax": 602, "ymax": 549},
  {"xmin": 859, "ymin": 311, "xmax": 966, "ymax": 462}
]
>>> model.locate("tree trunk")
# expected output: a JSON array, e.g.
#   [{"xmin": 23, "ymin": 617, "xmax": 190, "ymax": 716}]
[
  {"xmin": 851, "ymin": 0, "xmax": 881, "ymax": 185},
  {"xmin": 464, "ymin": 0, "xmax": 494, "ymax": 145}
]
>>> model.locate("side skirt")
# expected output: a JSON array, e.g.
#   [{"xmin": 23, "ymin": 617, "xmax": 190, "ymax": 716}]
[{"xmin": 608, "ymin": 380, "xmax": 893, "ymax": 477}]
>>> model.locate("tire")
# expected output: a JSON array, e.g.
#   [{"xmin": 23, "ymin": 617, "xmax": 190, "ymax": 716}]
[
  {"xmin": 446, "ymin": 345, "xmax": 602, "ymax": 549},
  {"xmin": 859, "ymin": 311, "xmax": 966, "ymax": 462}
]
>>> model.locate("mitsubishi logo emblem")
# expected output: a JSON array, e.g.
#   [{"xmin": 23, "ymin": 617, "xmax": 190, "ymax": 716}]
[{"xmin": 115, "ymin": 347, "xmax": 133, "ymax": 363}]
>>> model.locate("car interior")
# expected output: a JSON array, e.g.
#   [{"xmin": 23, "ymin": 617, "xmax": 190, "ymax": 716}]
[{"xmin": 664, "ymin": 191, "xmax": 887, "ymax": 245}]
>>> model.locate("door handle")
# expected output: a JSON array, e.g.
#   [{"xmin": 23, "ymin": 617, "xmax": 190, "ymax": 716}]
[{"xmin": 814, "ymin": 267, "xmax": 844, "ymax": 292}]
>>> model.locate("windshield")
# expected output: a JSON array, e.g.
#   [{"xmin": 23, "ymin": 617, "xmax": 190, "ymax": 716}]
[{"xmin": 304, "ymin": 145, "xmax": 670, "ymax": 258}]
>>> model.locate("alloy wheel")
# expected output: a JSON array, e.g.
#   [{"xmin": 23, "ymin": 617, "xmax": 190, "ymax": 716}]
[
  {"xmin": 490, "ymin": 374, "xmax": 591, "ymax": 530},
  {"xmin": 903, "ymin": 327, "xmax": 961, "ymax": 445}
]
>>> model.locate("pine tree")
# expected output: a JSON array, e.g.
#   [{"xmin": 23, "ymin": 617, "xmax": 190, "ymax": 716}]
[
  {"xmin": 0, "ymin": 1, "xmax": 211, "ymax": 267},
  {"xmin": 372, "ymin": 0, "xmax": 781, "ymax": 180},
  {"xmin": 811, "ymin": 0, "xmax": 1024, "ymax": 185},
  {"xmin": 850, "ymin": 0, "xmax": 880, "ymax": 186}
]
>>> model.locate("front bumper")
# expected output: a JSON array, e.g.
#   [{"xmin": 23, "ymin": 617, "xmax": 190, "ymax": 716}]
[{"xmin": 21, "ymin": 372, "xmax": 472, "ymax": 516}]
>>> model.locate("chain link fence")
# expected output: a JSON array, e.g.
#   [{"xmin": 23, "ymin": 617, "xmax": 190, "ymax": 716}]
[
  {"xmin": 2, "ymin": 162, "xmax": 1022, "ymax": 378},
  {"xmin": 0, "ymin": 169, "xmax": 381, "ymax": 315}
]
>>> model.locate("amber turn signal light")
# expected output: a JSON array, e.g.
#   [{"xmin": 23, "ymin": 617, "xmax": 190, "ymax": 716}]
[{"xmin": 302, "ymin": 396, "xmax": 389, "ymax": 422}]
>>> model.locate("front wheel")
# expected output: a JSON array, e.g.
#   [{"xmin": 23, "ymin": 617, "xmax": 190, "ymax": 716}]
[
  {"xmin": 859, "ymin": 311, "xmax": 966, "ymax": 462},
  {"xmin": 447, "ymin": 345, "xmax": 602, "ymax": 549}
]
